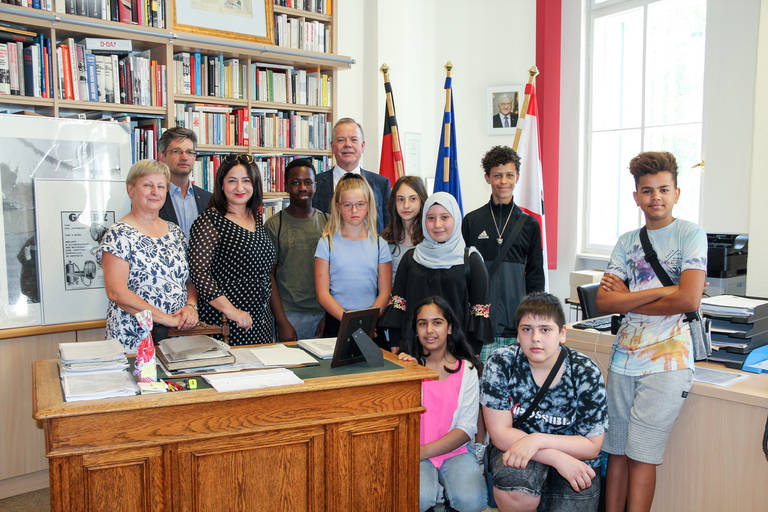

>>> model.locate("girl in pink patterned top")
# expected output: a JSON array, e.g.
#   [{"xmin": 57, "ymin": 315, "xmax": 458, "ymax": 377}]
[{"xmin": 398, "ymin": 296, "xmax": 487, "ymax": 512}]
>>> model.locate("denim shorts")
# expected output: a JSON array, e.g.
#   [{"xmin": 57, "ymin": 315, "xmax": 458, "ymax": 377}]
[
  {"xmin": 488, "ymin": 445, "xmax": 600, "ymax": 512},
  {"xmin": 603, "ymin": 369, "xmax": 693, "ymax": 465}
]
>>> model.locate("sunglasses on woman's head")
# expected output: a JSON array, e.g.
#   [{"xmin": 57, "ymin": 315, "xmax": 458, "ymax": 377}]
[{"xmin": 223, "ymin": 153, "xmax": 256, "ymax": 165}]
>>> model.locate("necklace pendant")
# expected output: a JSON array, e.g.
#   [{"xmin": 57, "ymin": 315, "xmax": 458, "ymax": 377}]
[{"xmin": 497, "ymin": 237, "xmax": 503, "ymax": 245}]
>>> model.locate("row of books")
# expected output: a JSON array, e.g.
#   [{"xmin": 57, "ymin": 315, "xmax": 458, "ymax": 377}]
[
  {"xmin": 56, "ymin": 39, "xmax": 165, "ymax": 106},
  {"xmin": 274, "ymin": 14, "xmax": 329, "ymax": 54},
  {"xmin": 175, "ymin": 104, "xmax": 250, "ymax": 146},
  {"xmin": 251, "ymin": 109, "xmax": 330, "ymax": 150},
  {"xmin": 58, "ymin": 0, "xmax": 165, "ymax": 29},
  {"xmin": 273, "ymin": 0, "xmax": 331, "ymax": 15},
  {"xmin": 191, "ymin": 153, "xmax": 330, "ymax": 194},
  {"xmin": 252, "ymin": 64, "xmax": 331, "ymax": 107},
  {"xmin": 175, "ymin": 105, "xmax": 329, "ymax": 150},
  {"xmin": 0, "ymin": 0, "xmax": 52, "ymax": 10},
  {"xmin": 133, "ymin": 119, "xmax": 159, "ymax": 161},
  {"xmin": 0, "ymin": 25, "xmax": 53, "ymax": 97},
  {"xmin": 173, "ymin": 52, "xmax": 246, "ymax": 99},
  {"xmin": 172, "ymin": 55, "xmax": 331, "ymax": 107}
]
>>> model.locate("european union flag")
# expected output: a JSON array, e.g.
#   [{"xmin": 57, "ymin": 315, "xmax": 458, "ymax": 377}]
[{"xmin": 433, "ymin": 65, "xmax": 463, "ymax": 215}]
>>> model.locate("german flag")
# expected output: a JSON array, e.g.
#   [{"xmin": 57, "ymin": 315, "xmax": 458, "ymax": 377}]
[{"xmin": 379, "ymin": 64, "xmax": 404, "ymax": 187}]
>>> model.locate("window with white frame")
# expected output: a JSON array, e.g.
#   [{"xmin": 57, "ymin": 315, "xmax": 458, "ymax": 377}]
[{"xmin": 583, "ymin": 0, "xmax": 706, "ymax": 254}]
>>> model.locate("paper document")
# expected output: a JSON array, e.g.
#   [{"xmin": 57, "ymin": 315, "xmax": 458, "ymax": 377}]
[
  {"xmin": 693, "ymin": 367, "xmax": 748, "ymax": 387},
  {"xmin": 59, "ymin": 339, "xmax": 126, "ymax": 363},
  {"xmin": 61, "ymin": 370, "xmax": 139, "ymax": 401},
  {"xmin": 701, "ymin": 295, "xmax": 768, "ymax": 317},
  {"xmin": 248, "ymin": 344, "xmax": 318, "ymax": 366},
  {"xmin": 297, "ymin": 337, "xmax": 336, "ymax": 359},
  {"xmin": 203, "ymin": 368, "xmax": 303, "ymax": 392},
  {"xmin": 159, "ymin": 335, "xmax": 230, "ymax": 362}
]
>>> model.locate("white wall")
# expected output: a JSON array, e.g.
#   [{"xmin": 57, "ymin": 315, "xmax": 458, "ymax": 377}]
[
  {"xmin": 337, "ymin": 0, "xmax": 536, "ymax": 213},
  {"xmin": 338, "ymin": 0, "xmax": 766, "ymax": 301},
  {"xmin": 747, "ymin": 0, "xmax": 768, "ymax": 297},
  {"xmin": 555, "ymin": 0, "xmax": 764, "ymax": 303},
  {"xmin": 700, "ymin": 0, "xmax": 760, "ymax": 233}
]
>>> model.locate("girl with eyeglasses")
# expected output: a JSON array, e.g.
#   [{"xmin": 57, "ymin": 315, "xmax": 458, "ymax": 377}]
[
  {"xmin": 313, "ymin": 173, "xmax": 392, "ymax": 337},
  {"xmin": 189, "ymin": 154, "xmax": 277, "ymax": 345}
]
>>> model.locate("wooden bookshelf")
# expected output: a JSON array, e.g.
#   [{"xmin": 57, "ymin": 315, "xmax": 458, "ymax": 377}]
[{"xmin": 0, "ymin": 1, "xmax": 349, "ymax": 154}]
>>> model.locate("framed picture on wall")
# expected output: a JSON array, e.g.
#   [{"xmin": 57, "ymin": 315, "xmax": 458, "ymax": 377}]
[
  {"xmin": 172, "ymin": 0, "xmax": 274, "ymax": 45},
  {"xmin": 0, "ymin": 115, "xmax": 131, "ymax": 329},
  {"xmin": 487, "ymin": 84, "xmax": 524, "ymax": 136}
]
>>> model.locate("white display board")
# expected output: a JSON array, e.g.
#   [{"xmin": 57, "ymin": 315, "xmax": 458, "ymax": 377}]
[
  {"xmin": 0, "ymin": 114, "xmax": 131, "ymax": 328},
  {"xmin": 34, "ymin": 179, "xmax": 130, "ymax": 325}
]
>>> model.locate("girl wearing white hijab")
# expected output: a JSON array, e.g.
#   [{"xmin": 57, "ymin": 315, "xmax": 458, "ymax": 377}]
[{"xmin": 380, "ymin": 192, "xmax": 492, "ymax": 353}]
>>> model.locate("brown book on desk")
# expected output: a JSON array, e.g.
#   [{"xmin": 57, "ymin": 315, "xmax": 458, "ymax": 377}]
[{"xmin": 156, "ymin": 335, "xmax": 235, "ymax": 371}]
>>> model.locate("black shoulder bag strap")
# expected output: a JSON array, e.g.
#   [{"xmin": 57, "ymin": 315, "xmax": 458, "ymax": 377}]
[
  {"xmin": 638, "ymin": 227, "xmax": 697, "ymax": 323},
  {"xmin": 514, "ymin": 347, "xmax": 567, "ymax": 426},
  {"xmin": 488, "ymin": 209, "xmax": 528, "ymax": 280}
]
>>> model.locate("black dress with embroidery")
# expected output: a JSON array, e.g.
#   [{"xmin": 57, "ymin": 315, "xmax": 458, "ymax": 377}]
[
  {"xmin": 378, "ymin": 248, "xmax": 492, "ymax": 353},
  {"xmin": 189, "ymin": 208, "xmax": 276, "ymax": 345}
]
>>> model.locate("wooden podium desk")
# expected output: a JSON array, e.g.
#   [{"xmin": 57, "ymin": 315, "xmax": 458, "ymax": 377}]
[
  {"xmin": 566, "ymin": 324, "xmax": 768, "ymax": 512},
  {"xmin": 33, "ymin": 351, "xmax": 435, "ymax": 512}
]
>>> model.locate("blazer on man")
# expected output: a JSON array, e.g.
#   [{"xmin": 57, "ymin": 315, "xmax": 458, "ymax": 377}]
[
  {"xmin": 312, "ymin": 168, "xmax": 391, "ymax": 233},
  {"xmin": 159, "ymin": 184, "xmax": 213, "ymax": 226},
  {"xmin": 492, "ymin": 112, "xmax": 519, "ymax": 128}
]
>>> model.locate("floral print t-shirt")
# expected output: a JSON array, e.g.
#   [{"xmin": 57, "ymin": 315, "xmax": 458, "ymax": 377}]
[
  {"xmin": 605, "ymin": 219, "xmax": 707, "ymax": 376},
  {"xmin": 97, "ymin": 221, "xmax": 189, "ymax": 351}
]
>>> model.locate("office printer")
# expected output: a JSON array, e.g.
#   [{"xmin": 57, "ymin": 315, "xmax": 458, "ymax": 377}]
[{"xmin": 706, "ymin": 233, "xmax": 748, "ymax": 296}]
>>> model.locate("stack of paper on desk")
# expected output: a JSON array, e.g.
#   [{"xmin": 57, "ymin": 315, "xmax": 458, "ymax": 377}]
[
  {"xmin": 297, "ymin": 337, "xmax": 336, "ymax": 359},
  {"xmin": 701, "ymin": 295, "xmax": 768, "ymax": 317},
  {"xmin": 61, "ymin": 371, "xmax": 139, "ymax": 402},
  {"xmin": 202, "ymin": 368, "xmax": 303, "ymax": 392},
  {"xmin": 58, "ymin": 339, "xmax": 129, "ymax": 376},
  {"xmin": 157, "ymin": 335, "xmax": 235, "ymax": 370}
]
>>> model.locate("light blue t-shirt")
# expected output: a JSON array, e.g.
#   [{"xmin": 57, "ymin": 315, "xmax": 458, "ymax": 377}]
[
  {"xmin": 605, "ymin": 219, "xmax": 707, "ymax": 376},
  {"xmin": 315, "ymin": 233, "xmax": 392, "ymax": 310}
]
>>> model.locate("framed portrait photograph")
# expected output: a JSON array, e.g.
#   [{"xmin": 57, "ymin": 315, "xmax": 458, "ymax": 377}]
[
  {"xmin": 487, "ymin": 84, "xmax": 524, "ymax": 135},
  {"xmin": 173, "ymin": 0, "xmax": 274, "ymax": 45}
]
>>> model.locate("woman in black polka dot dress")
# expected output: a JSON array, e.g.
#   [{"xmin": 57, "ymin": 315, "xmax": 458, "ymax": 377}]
[{"xmin": 189, "ymin": 154, "xmax": 276, "ymax": 345}]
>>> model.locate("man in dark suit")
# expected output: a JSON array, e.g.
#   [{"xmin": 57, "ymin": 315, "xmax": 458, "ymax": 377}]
[
  {"xmin": 157, "ymin": 127, "xmax": 212, "ymax": 238},
  {"xmin": 312, "ymin": 117, "xmax": 390, "ymax": 233},
  {"xmin": 492, "ymin": 94, "xmax": 519, "ymax": 128}
]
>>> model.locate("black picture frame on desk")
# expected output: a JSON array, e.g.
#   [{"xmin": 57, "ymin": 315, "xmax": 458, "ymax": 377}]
[{"xmin": 330, "ymin": 308, "xmax": 383, "ymax": 368}]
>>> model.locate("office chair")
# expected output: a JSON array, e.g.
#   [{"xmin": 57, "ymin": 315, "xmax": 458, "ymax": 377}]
[{"xmin": 577, "ymin": 283, "xmax": 601, "ymax": 320}]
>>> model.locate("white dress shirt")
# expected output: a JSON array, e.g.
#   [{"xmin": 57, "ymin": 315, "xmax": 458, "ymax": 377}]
[{"xmin": 332, "ymin": 164, "xmax": 362, "ymax": 191}]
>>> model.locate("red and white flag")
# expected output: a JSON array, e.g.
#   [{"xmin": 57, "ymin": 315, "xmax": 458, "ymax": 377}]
[{"xmin": 517, "ymin": 83, "xmax": 549, "ymax": 289}]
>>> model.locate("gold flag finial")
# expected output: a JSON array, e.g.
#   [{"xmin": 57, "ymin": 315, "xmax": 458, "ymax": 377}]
[
  {"xmin": 528, "ymin": 65, "xmax": 539, "ymax": 80},
  {"xmin": 380, "ymin": 63, "xmax": 389, "ymax": 75},
  {"xmin": 445, "ymin": 61, "xmax": 453, "ymax": 76}
]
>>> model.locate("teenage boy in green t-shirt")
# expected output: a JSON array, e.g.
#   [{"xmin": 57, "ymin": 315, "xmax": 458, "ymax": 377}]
[{"xmin": 266, "ymin": 159, "xmax": 328, "ymax": 341}]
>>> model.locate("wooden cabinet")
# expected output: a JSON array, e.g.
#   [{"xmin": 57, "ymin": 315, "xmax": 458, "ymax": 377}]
[{"xmin": 34, "ymin": 353, "xmax": 434, "ymax": 511}]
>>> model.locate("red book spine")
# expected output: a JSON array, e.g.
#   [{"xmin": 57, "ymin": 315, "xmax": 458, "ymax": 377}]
[{"xmin": 60, "ymin": 45, "xmax": 74, "ymax": 100}]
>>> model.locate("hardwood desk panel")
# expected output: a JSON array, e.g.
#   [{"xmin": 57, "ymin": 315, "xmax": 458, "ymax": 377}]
[{"xmin": 34, "ymin": 352, "xmax": 434, "ymax": 512}]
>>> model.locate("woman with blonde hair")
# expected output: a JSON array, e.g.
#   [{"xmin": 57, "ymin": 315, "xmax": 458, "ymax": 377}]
[
  {"xmin": 314, "ymin": 173, "xmax": 392, "ymax": 337},
  {"xmin": 99, "ymin": 159, "xmax": 198, "ymax": 350}
]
